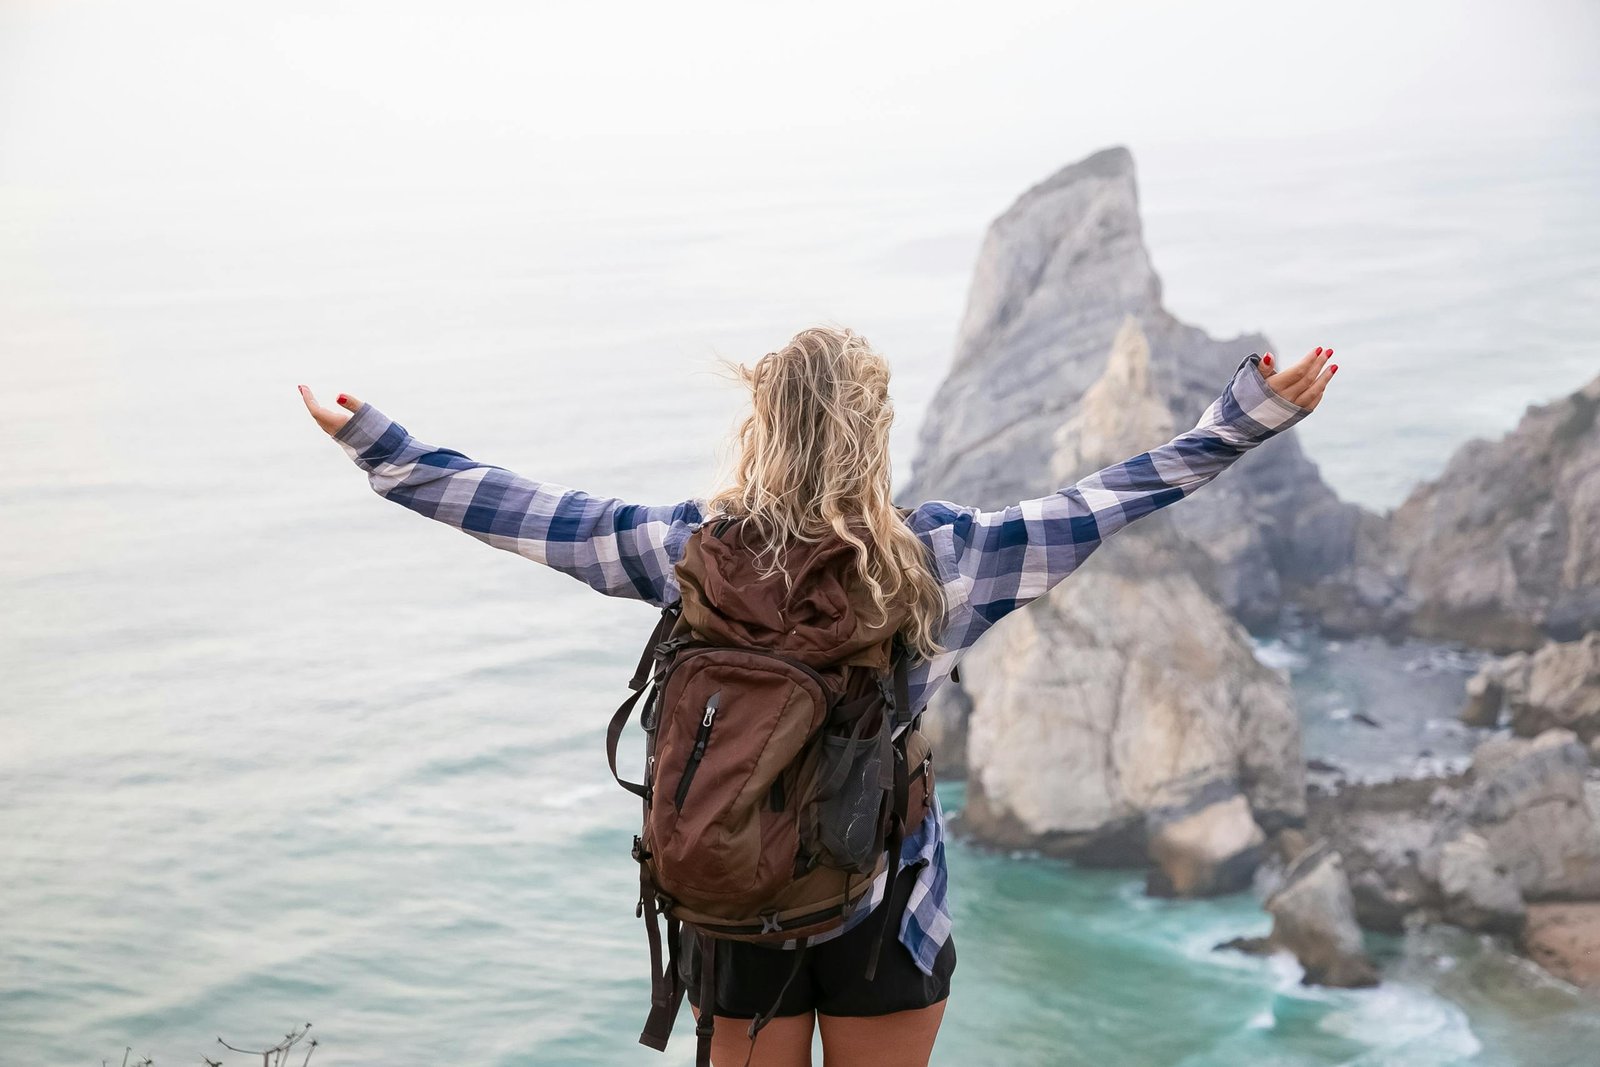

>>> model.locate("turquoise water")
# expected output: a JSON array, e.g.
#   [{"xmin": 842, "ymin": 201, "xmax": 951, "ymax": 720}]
[{"xmin": 4, "ymin": 125, "xmax": 1600, "ymax": 1064}]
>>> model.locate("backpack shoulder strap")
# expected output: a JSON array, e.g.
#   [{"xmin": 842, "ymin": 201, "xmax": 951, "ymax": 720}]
[
  {"xmin": 888, "ymin": 633, "xmax": 914, "ymax": 730},
  {"xmin": 629, "ymin": 600, "xmax": 682, "ymax": 692}
]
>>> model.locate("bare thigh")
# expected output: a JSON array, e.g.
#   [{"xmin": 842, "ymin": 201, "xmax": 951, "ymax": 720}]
[
  {"xmin": 817, "ymin": 1000, "xmax": 947, "ymax": 1067},
  {"xmin": 690, "ymin": 1004, "xmax": 817, "ymax": 1067}
]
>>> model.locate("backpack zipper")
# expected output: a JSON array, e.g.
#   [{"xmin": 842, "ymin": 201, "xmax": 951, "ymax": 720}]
[
  {"xmin": 663, "ymin": 646, "xmax": 834, "ymax": 702},
  {"xmin": 673, "ymin": 691, "xmax": 720, "ymax": 809}
]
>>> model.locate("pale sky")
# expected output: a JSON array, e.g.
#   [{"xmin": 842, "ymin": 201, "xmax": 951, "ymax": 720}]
[{"xmin": 2, "ymin": 0, "xmax": 1595, "ymax": 195}]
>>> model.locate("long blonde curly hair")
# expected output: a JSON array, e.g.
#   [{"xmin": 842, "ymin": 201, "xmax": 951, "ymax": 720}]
[{"xmin": 704, "ymin": 325, "xmax": 946, "ymax": 662}]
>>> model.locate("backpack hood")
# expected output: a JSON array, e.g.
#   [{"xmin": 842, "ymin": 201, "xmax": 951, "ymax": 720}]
[{"xmin": 674, "ymin": 518, "xmax": 906, "ymax": 671}]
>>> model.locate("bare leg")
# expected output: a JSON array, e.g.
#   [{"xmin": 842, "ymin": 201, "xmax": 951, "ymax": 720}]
[
  {"xmin": 689, "ymin": 1004, "xmax": 816, "ymax": 1067},
  {"xmin": 817, "ymin": 1001, "xmax": 947, "ymax": 1067}
]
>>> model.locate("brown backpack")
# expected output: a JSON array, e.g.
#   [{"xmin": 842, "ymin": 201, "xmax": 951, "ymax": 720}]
[{"xmin": 606, "ymin": 515, "xmax": 935, "ymax": 1066}]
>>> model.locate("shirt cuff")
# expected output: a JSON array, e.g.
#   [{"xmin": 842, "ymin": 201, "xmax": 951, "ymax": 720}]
[
  {"xmin": 331, "ymin": 401, "xmax": 403, "ymax": 469},
  {"xmin": 1227, "ymin": 352, "xmax": 1313, "ymax": 438}
]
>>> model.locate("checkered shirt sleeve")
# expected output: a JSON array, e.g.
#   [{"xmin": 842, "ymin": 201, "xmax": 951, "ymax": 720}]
[
  {"xmin": 331, "ymin": 403, "xmax": 705, "ymax": 608},
  {"xmin": 903, "ymin": 352, "xmax": 1313, "ymax": 675}
]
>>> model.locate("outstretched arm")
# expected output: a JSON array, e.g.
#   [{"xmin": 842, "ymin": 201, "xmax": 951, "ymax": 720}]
[
  {"xmin": 300, "ymin": 387, "xmax": 703, "ymax": 606},
  {"xmin": 909, "ymin": 346, "xmax": 1335, "ymax": 651}
]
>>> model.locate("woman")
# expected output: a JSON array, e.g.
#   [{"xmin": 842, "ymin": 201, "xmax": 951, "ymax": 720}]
[{"xmin": 299, "ymin": 326, "xmax": 1335, "ymax": 1066}]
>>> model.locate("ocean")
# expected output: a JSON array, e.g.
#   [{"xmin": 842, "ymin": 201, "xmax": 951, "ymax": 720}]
[{"xmin": 3, "ymin": 124, "xmax": 1599, "ymax": 1065}]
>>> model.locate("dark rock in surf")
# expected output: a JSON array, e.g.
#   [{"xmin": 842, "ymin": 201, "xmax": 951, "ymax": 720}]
[{"xmin": 1262, "ymin": 843, "xmax": 1380, "ymax": 988}]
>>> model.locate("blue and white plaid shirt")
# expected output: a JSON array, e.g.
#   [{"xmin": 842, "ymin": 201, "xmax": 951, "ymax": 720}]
[{"xmin": 333, "ymin": 352, "xmax": 1312, "ymax": 976}]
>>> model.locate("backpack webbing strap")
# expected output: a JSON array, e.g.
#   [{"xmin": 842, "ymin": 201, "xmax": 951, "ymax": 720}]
[
  {"xmin": 611, "ymin": 604, "xmax": 683, "ymax": 799},
  {"xmin": 637, "ymin": 884, "xmax": 686, "ymax": 1052},
  {"xmin": 630, "ymin": 602, "xmax": 682, "ymax": 691},
  {"xmin": 893, "ymin": 647, "xmax": 913, "ymax": 729},
  {"xmin": 605, "ymin": 686, "xmax": 649, "ymax": 799},
  {"xmin": 864, "ymin": 685, "xmax": 915, "ymax": 983},
  {"xmin": 863, "ymin": 817, "xmax": 904, "ymax": 983},
  {"xmin": 694, "ymin": 932, "xmax": 717, "ymax": 1067},
  {"xmin": 741, "ymin": 937, "xmax": 810, "ymax": 1067}
]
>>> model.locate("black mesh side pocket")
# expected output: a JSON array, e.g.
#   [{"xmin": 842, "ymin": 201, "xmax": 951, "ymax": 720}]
[{"xmin": 814, "ymin": 707, "xmax": 892, "ymax": 873}]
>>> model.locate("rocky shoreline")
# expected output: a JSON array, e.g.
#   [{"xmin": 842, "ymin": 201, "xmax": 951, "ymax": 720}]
[{"xmin": 910, "ymin": 145, "xmax": 1600, "ymax": 996}]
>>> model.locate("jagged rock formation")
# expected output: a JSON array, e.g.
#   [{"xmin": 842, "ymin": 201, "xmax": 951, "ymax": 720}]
[
  {"xmin": 1305, "ymin": 775, "xmax": 1450, "ymax": 933},
  {"xmin": 905, "ymin": 146, "xmax": 1365, "ymax": 632},
  {"xmin": 1263, "ymin": 845, "xmax": 1380, "ymax": 988},
  {"xmin": 1461, "ymin": 632, "xmax": 1600, "ymax": 742},
  {"xmin": 902, "ymin": 142, "xmax": 1600, "ymax": 992},
  {"xmin": 1426, "ymin": 831, "xmax": 1525, "ymax": 934},
  {"xmin": 1439, "ymin": 730, "xmax": 1600, "ymax": 901},
  {"xmin": 1383, "ymin": 373, "xmax": 1600, "ymax": 651},
  {"xmin": 907, "ymin": 147, "xmax": 1333, "ymax": 893},
  {"xmin": 1216, "ymin": 843, "xmax": 1380, "ymax": 988},
  {"xmin": 929, "ymin": 284, "xmax": 1306, "ymax": 892},
  {"xmin": 1307, "ymin": 729, "xmax": 1600, "ymax": 938}
]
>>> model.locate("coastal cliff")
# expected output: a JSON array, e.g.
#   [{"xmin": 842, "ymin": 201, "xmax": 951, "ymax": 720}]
[
  {"xmin": 1385, "ymin": 375, "xmax": 1600, "ymax": 651},
  {"xmin": 908, "ymin": 146, "xmax": 1330, "ymax": 897},
  {"xmin": 913, "ymin": 144, "xmax": 1600, "ymax": 992},
  {"xmin": 907, "ymin": 146, "xmax": 1364, "ymax": 631}
]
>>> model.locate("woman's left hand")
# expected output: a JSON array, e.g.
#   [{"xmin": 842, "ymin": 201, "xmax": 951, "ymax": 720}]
[
  {"xmin": 299, "ymin": 385, "xmax": 362, "ymax": 437},
  {"xmin": 1259, "ymin": 346, "xmax": 1337, "ymax": 412}
]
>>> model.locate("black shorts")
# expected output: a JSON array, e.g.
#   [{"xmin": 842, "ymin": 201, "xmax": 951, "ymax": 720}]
[{"xmin": 680, "ymin": 862, "xmax": 956, "ymax": 1019}]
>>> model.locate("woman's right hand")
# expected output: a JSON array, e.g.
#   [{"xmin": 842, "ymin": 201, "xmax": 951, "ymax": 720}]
[{"xmin": 298, "ymin": 385, "xmax": 361, "ymax": 437}]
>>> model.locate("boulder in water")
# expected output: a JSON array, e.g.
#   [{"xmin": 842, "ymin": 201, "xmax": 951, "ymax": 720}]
[
  {"xmin": 1263, "ymin": 844, "xmax": 1380, "ymax": 988},
  {"xmin": 1146, "ymin": 789, "xmax": 1268, "ymax": 898}
]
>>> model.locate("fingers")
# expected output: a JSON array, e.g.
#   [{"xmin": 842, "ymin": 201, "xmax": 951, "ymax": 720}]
[
  {"xmin": 1281, "ymin": 346, "xmax": 1330, "ymax": 387},
  {"xmin": 298, "ymin": 384, "xmax": 356, "ymax": 436},
  {"xmin": 1260, "ymin": 346, "xmax": 1336, "ymax": 411},
  {"xmin": 1298, "ymin": 358, "xmax": 1338, "ymax": 409}
]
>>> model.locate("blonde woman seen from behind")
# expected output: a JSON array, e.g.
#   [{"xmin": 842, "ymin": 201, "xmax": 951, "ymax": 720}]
[{"xmin": 300, "ymin": 325, "xmax": 1336, "ymax": 1066}]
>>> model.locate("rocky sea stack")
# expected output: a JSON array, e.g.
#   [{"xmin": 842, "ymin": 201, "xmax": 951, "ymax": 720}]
[{"xmin": 911, "ymin": 145, "xmax": 1600, "ymax": 992}]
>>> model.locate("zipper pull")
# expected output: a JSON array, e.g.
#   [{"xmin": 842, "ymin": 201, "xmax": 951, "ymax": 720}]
[{"xmin": 702, "ymin": 691, "xmax": 720, "ymax": 727}]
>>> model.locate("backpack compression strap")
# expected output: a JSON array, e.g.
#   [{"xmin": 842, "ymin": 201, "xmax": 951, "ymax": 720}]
[
  {"xmin": 638, "ymin": 872, "xmax": 686, "ymax": 1052},
  {"xmin": 606, "ymin": 602, "xmax": 682, "ymax": 799}
]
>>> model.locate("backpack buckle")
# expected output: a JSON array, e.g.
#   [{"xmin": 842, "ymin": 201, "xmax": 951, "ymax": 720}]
[
  {"xmin": 759, "ymin": 912, "xmax": 782, "ymax": 935},
  {"xmin": 655, "ymin": 635, "xmax": 692, "ymax": 659},
  {"xmin": 631, "ymin": 834, "xmax": 651, "ymax": 864}
]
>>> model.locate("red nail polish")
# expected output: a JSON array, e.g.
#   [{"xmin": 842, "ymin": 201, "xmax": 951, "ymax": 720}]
[
  {"xmin": 1330, "ymin": 365, "xmax": 1338, "ymax": 373},
  {"xmin": 337, "ymin": 394, "xmax": 348, "ymax": 404},
  {"xmin": 1263, "ymin": 355, "xmax": 1272, "ymax": 366}
]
